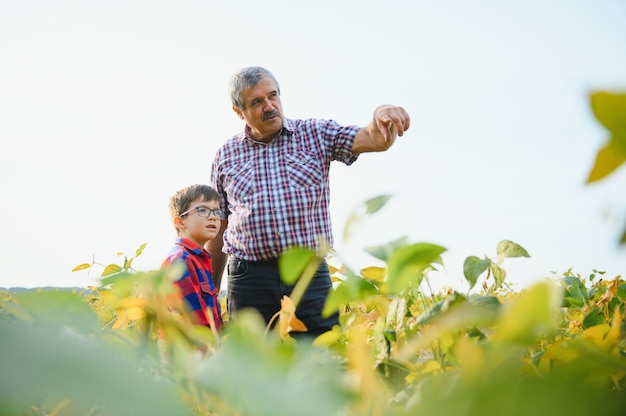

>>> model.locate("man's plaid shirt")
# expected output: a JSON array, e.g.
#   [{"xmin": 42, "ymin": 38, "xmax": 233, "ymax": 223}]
[{"xmin": 210, "ymin": 117, "xmax": 360, "ymax": 261}]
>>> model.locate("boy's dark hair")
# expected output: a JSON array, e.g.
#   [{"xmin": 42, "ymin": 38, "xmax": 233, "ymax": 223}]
[{"xmin": 168, "ymin": 184, "xmax": 220, "ymax": 219}]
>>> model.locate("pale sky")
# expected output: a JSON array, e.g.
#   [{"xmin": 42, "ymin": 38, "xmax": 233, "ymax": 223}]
[{"xmin": 1, "ymin": 0, "xmax": 625, "ymax": 290}]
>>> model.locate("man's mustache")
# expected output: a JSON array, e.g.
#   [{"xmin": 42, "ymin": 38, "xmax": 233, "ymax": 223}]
[{"xmin": 262, "ymin": 110, "xmax": 279, "ymax": 121}]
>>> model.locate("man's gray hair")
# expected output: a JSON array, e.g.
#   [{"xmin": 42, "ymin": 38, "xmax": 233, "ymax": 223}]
[{"xmin": 230, "ymin": 66, "xmax": 280, "ymax": 110}]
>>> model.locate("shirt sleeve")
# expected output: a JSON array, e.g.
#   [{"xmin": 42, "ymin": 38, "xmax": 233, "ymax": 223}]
[
  {"xmin": 321, "ymin": 119, "xmax": 360, "ymax": 165},
  {"xmin": 210, "ymin": 147, "xmax": 230, "ymax": 215}
]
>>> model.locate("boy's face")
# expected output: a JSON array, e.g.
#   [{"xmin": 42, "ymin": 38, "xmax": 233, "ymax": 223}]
[{"xmin": 175, "ymin": 198, "xmax": 222, "ymax": 248}]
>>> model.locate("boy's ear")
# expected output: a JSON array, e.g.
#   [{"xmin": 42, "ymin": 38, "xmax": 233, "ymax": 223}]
[{"xmin": 173, "ymin": 216, "xmax": 185, "ymax": 230}]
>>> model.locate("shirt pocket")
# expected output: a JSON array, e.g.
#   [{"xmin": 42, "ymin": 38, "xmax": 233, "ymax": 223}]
[
  {"xmin": 222, "ymin": 159, "xmax": 255, "ymax": 201},
  {"xmin": 285, "ymin": 152, "xmax": 323, "ymax": 188},
  {"xmin": 199, "ymin": 281, "xmax": 217, "ymax": 297}
]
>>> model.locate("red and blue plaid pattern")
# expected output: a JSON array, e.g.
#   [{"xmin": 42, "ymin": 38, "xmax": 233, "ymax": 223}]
[{"xmin": 162, "ymin": 238, "xmax": 222, "ymax": 332}]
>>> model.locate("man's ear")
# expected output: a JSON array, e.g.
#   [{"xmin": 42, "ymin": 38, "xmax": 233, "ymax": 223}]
[{"xmin": 233, "ymin": 106, "xmax": 244, "ymax": 120}]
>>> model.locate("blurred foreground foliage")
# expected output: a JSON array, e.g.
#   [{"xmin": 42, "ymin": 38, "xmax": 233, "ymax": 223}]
[
  {"xmin": 587, "ymin": 91, "xmax": 626, "ymax": 244},
  {"xmin": 1, "ymin": 208, "xmax": 625, "ymax": 415}
]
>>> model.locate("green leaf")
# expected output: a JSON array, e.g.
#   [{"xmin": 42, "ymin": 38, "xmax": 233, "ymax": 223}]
[
  {"xmin": 415, "ymin": 291, "xmax": 467, "ymax": 326},
  {"xmin": 496, "ymin": 240, "xmax": 530, "ymax": 260},
  {"xmin": 490, "ymin": 263, "xmax": 507, "ymax": 290},
  {"xmin": 618, "ymin": 283, "xmax": 626, "ymax": 300},
  {"xmin": 279, "ymin": 247, "xmax": 316, "ymax": 285},
  {"xmin": 0, "ymin": 299, "xmax": 33, "ymax": 321},
  {"xmin": 193, "ymin": 311, "xmax": 355, "ymax": 416},
  {"xmin": 364, "ymin": 194, "xmax": 393, "ymax": 214},
  {"xmin": 343, "ymin": 194, "xmax": 393, "ymax": 241},
  {"xmin": 364, "ymin": 235, "xmax": 409, "ymax": 262},
  {"xmin": 0, "ymin": 323, "xmax": 187, "ymax": 415},
  {"xmin": 495, "ymin": 280, "xmax": 562, "ymax": 344},
  {"xmin": 562, "ymin": 296, "xmax": 585, "ymax": 308},
  {"xmin": 463, "ymin": 256, "xmax": 491, "ymax": 290},
  {"xmin": 323, "ymin": 272, "xmax": 378, "ymax": 317},
  {"xmin": 582, "ymin": 308, "xmax": 604, "ymax": 328},
  {"xmin": 467, "ymin": 294, "xmax": 502, "ymax": 312},
  {"xmin": 386, "ymin": 243, "xmax": 446, "ymax": 295},
  {"xmin": 99, "ymin": 271, "xmax": 136, "ymax": 290},
  {"xmin": 385, "ymin": 296, "xmax": 408, "ymax": 331},
  {"xmin": 559, "ymin": 275, "xmax": 589, "ymax": 307},
  {"xmin": 14, "ymin": 290, "xmax": 100, "ymax": 334},
  {"xmin": 135, "ymin": 242, "xmax": 148, "ymax": 257}
]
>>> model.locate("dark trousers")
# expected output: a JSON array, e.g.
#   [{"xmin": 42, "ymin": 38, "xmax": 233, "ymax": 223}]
[{"xmin": 227, "ymin": 257, "xmax": 339, "ymax": 337}]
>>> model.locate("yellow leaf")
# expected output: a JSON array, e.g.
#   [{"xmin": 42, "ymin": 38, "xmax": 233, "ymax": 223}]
[
  {"xmin": 102, "ymin": 264, "xmax": 122, "ymax": 276},
  {"xmin": 590, "ymin": 91, "xmax": 626, "ymax": 133},
  {"xmin": 123, "ymin": 257, "xmax": 133, "ymax": 269},
  {"xmin": 360, "ymin": 266, "xmax": 386, "ymax": 282},
  {"xmin": 586, "ymin": 137, "xmax": 626, "ymax": 183},
  {"xmin": 587, "ymin": 92, "xmax": 626, "ymax": 183},
  {"xmin": 114, "ymin": 297, "xmax": 147, "ymax": 323},
  {"xmin": 126, "ymin": 306, "xmax": 146, "ymax": 321},
  {"xmin": 347, "ymin": 325, "xmax": 388, "ymax": 414},
  {"xmin": 330, "ymin": 275, "xmax": 344, "ymax": 284},
  {"xmin": 455, "ymin": 337, "xmax": 484, "ymax": 380},
  {"xmin": 540, "ymin": 338, "xmax": 580, "ymax": 371},
  {"xmin": 112, "ymin": 311, "xmax": 128, "ymax": 330},
  {"xmin": 604, "ymin": 307, "xmax": 622, "ymax": 351},
  {"xmin": 71, "ymin": 263, "xmax": 92, "ymax": 272},
  {"xmin": 421, "ymin": 359, "xmax": 442, "ymax": 374},
  {"xmin": 581, "ymin": 323, "xmax": 611, "ymax": 348},
  {"xmin": 117, "ymin": 297, "xmax": 147, "ymax": 309},
  {"xmin": 278, "ymin": 295, "xmax": 307, "ymax": 338},
  {"xmin": 597, "ymin": 278, "xmax": 621, "ymax": 306},
  {"xmin": 98, "ymin": 288, "xmax": 114, "ymax": 304}
]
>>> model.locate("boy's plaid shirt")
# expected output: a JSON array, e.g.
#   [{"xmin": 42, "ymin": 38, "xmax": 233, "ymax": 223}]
[{"xmin": 162, "ymin": 238, "xmax": 222, "ymax": 332}]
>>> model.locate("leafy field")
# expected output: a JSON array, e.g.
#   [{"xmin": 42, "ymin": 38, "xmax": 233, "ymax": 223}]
[{"xmin": 1, "ymin": 227, "xmax": 625, "ymax": 415}]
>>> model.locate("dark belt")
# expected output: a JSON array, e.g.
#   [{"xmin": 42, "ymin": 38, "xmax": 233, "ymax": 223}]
[{"xmin": 229, "ymin": 256, "xmax": 278, "ymax": 265}]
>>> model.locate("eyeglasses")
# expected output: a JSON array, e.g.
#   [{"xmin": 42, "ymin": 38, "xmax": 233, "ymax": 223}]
[{"xmin": 179, "ymin": 206, "xmax": 225, "ymax": 219}]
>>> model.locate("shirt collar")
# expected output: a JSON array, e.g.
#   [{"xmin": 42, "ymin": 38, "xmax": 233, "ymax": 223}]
[
  {"xmin": 175, "ymin": 237, "xmax": 207, "ymax": 256},
  {"xmin": 243, "ymin": 118, "xmax": 294, "ymax": 144},
  {"xmin": 282, "ymin": 118, "xmax": 295, "ymax": 132}
]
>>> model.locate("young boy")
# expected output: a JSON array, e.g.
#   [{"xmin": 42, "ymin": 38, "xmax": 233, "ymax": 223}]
[{"xmin": 162, "ymin": 184, "xmax": 224, "ymax": 333}]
